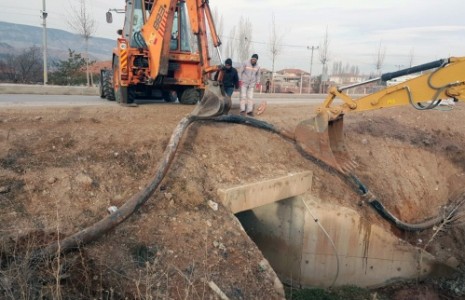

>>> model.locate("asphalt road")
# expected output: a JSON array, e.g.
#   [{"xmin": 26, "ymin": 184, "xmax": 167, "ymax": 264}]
[{"xmin": 0, "ymin": 93, "xmax": 327, "ymax": 108}]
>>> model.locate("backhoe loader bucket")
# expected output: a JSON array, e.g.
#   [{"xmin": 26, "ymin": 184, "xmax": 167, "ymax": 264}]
[
  {"xmin": 295, "ymin": 113, "xmax": 356, "ymax": 174},
  {"xmin": 190, "ymin": 79, "xmax": 231, "ymax": 118}
]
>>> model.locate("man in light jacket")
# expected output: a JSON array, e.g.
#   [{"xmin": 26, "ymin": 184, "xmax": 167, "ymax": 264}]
[{"xmin": 239, "ymin": 54, "xmax": 261, "ymax": 116}]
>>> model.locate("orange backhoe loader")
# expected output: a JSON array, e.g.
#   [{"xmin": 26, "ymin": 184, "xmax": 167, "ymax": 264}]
[
  {"xmin": 99, "ymin": 0, "xmax": 225, "ymax": 107},
  {"xmin": 296, "ymin": 57, "xmax": 465, "ymax": 174}
]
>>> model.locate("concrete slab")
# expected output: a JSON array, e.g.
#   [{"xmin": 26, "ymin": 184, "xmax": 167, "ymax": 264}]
[{"xmin": 217, "ymin": 171, "xmax": 313, "ymax": 213}]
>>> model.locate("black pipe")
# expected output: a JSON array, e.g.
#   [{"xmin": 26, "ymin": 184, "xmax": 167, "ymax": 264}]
[
  {"xmin": 348, "ymin": 174, "xmax": 446, "ymax": 231},
  {"xmin": 369, "ymin": 199, "xmax": 445, "ymax": 232}
]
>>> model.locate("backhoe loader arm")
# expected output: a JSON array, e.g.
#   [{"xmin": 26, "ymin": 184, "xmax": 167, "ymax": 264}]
[
  {"xmin": 319, "ymin": 57, "xmax": 465, "ymax": 122},
  {"xmin": 141, "ymin": 0, "xmax": 177, "ymax": 78},
  {"xmin": 140, "ymin": 0, "xmax": 222, "ymax": 80},
  {"xmin": 188, "ymin": 0, "xmax": 223, "ymax": 75},
  {"xmin": 295, "ymin": 57, "xmax": 465, "ymax": 174}
]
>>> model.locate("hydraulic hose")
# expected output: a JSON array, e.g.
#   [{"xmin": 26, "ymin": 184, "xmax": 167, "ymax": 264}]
[{"xmin": 347, "ymin": 174, "xmax": 448, "ymax": 231}]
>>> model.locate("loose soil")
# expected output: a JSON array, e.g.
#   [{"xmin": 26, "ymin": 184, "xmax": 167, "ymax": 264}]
[{"xmin": 1, "ymin": 101, "xmax": 465, "ymax": 299}]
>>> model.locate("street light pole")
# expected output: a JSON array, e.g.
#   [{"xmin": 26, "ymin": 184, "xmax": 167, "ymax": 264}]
[
  {"xmin": 41, "ymin": 0, "xmax": 48, "ymax": 85},
  {"xmin": 307, "ymin": 45, "xmax": 319, "ymax": 93}
]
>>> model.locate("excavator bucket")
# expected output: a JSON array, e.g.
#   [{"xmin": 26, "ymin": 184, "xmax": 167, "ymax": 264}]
[
  {"xmin": 295, "ymin": 112, "xmax": 356, "ymax": 174},
  {"xmin": 190, "ymin": 79, "xmax": 231, "ymax": 118}
]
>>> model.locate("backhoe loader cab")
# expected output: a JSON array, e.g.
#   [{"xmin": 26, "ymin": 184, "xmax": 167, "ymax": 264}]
[{"xmin": 100, "ymin": 0, "xmax": 224, "ymax": 107}]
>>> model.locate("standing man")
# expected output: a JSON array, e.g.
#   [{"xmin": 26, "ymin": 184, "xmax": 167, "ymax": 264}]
[
  {"xmin": 217, "ymin": 58, "xmax": 239, "ymax": 97},
  {"xmin": 239, "ymin": 54, "xmax": 261, "ymax": 116}
]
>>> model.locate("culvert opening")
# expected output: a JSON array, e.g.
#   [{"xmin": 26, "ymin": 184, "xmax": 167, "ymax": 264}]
[
  {"xmin": 233, "ymin": 195, "xmax": 456, "ymax": 289},
  {"xmin": 235, "ymin": 196, "xmax": 306, "ymax": 288}
]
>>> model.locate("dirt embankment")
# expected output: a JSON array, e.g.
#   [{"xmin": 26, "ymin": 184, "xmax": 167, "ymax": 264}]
[{"xmin": 1, "ymin": 103, "xmax": 465, "ymax": 299}]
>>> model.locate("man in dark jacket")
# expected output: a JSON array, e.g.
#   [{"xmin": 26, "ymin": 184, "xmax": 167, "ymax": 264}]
[{"xmin": 218, "ymin": 58, "xmax": 239, "ymax": 97}]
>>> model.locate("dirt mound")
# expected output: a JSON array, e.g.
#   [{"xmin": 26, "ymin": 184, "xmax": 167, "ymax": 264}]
[{"xmin": 1, "ymin": 103, "xmax": 465, "ymax": 299}]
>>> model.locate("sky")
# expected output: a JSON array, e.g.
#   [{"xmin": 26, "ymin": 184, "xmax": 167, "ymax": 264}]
[{"xmin": 1, "ymin": 0, "xmax": 465, "ymax": 75}]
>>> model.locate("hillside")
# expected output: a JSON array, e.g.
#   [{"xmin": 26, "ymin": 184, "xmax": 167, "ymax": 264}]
[{"xmin": 0, "ymin": 21, "xmax": 115, "ymax": 61}]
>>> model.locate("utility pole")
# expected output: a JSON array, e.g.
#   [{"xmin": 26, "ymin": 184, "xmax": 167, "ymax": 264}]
[
  {"xmin": 307, "ymin": 45, "xmax": 319, "ymax": 93},
  {"xmin": 41, "ymin": 0, "xmax": 48, "ymax": 85}
]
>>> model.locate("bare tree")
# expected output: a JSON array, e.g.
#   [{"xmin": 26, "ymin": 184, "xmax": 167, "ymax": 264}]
[
  {"xmin": 408, "ymin": 47, "xmax": 415, "ymax": 67},
  {"xmin": 374, "ymin": 40, "xmax": 386, "ymax": 75},
  {"xmin": 68, "ymin": 0, "xmax": 96, "ymax": 86},
  {"xmin": 225, "ymin": 26, "xmax": 236, "ymax": 60},
  {"xmin": 1, "ymin": 53, "xmax": 18, "ymax": 82},
  {"xmin": 208, "ymin": 8, "xmax": 224, "ymax": 65},
  {"xmin": 331, "ymin": 61, "xmax": 359, "ymax": 76},
  {"xmin": 0, "ymin": 47, "xmax": 43, "ymax": 83},
  {"xmin": 319, "ymin": 26, "xmax": 330, "ymax": 92},
  {"xmin": 17, "ymin": 46, "xmax": 43, "ymax": 83},
  {"xmin": 236, "ymin": 16, "xmax": 252, "ymax": 63},
  {"xmin": 268, "ymin": 13, "xmax": 284, "ymax": 93}
]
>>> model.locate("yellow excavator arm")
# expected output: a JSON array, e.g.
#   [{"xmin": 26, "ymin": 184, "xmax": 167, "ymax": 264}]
[
  {"xmin": 320, "ymin": 57, "xmax": 465, "ymax": 120},
  {"xmin": 296, "ymin": 57, "xmax": 465, "ymax": 173}
]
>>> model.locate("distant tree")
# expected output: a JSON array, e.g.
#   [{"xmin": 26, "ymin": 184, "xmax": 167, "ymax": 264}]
[
  {"xmin": 312, "ymin": 75, "xmax": 322, "ymax": 93},
  {"xmin": 236, "ymin": 16, "xmax": 252, "ymax": 63},
  {"xmin": 68, "ymin": 0, "xmax": 97, "ymax": 87},
  {"xmin": 374, "ymin": 40, "xmax": 386, "ymax": 75},
  {"xmin": 319, "ymin": 27, "xmax": 330, "ymax": 77},
  {"xmin": 319, "ymin": 26, "xmax": 330, "ymax": 92},
  {"xmin": 331, "ymin": 61, "xmax": 360, "ymax": 76},
  {"xmin": 0, "ymin": 47, "xmax": 43, "ymax": 83},
  {"xmin": 268, "ymin": 13, "xmax": 284, "ymax": 93},
  {"xmin": 225, "ymin": 26, "xmax": 236, "ymax": 61},
  {"xmin": 208, "ymin": 7, "xmax": 224, "ymax": 65},
  {"xmin": 408, "ymin": 47, "xmax": 415, "ymax": 67},
  {"xmin": 0, "ymin": 53, "xmax": 18, "ymax": 82},
  {"xmin": 17, "ymin": 46, "xmax": 43, "ymax": 83},
  {"xmin": 332, "ymin": 61, "xmax": 342, "ymax": 75},
  {"xmin": 49, "ymin": 49, "xmax": 89, "ymax": 85}
]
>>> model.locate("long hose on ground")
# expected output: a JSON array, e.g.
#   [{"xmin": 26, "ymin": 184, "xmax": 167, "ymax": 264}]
[{"xmin": 33, "ymin": 114, "xmax": 454, "ymax": 260}]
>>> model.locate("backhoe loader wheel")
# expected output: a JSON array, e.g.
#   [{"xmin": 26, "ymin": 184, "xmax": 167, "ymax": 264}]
[
  {"xmin": 113, "ymin": 57, "xmax": 135, "ymax": 104},
  {"xmin": 162, "ymin": 90, "xmax": 177, "ymax": 102},
  {"xmin": 99, "ymin": 70, "xmax": 106, "ymax": 98},
  {"xmin": 178, "ymin": 88, "xmax": 200, "ymax": 105},
  {"xmin": 103, "ymin": 70, "xmax": 115, "ymax": 101}
]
